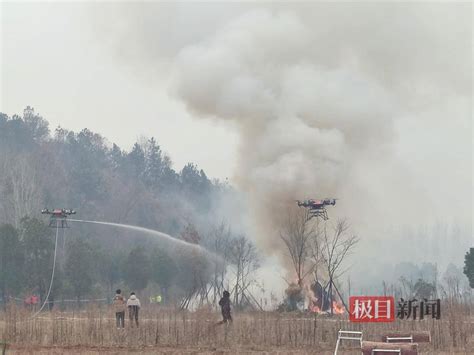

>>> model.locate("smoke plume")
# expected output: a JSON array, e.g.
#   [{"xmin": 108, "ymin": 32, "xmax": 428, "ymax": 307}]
[
  {"xmin": 89, "ymin": 2, "xmax": 471, "ymax": 267},
  {"xmin": 169, "ymin": 4, "xmax": 471, "ymax": 252}
]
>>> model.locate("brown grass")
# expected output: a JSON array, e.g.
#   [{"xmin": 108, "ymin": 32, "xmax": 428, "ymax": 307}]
[{"xmin": 1, "ymin": 302, "xmax": 473, "ymax": 354}]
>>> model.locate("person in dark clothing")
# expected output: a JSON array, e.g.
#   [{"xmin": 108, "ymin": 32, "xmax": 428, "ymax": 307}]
[
  {"xmin": 113, "ymin": 289, "xmax": 126, "ymax": 329},
  {"xmin": 217, "ymin": 290, "xmax": 232, "ymax": 325},
  {"xmin": 127, "ymin": 292, "xmax": 141, "ymax": 327}
]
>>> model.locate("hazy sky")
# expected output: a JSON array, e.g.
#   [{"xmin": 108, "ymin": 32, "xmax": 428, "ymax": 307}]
[
  {"xmin": 1, "ymin": 1, "xmax": 472, "ymax": 224},
  {"xmin": 1, "ymin": 1, "xmax": 240, "ymax": 179}
]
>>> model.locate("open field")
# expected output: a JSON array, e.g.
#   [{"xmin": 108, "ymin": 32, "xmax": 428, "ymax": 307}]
[{"xmin": 1, "ymin": 303, "xmax": 473, "ymax": 354}]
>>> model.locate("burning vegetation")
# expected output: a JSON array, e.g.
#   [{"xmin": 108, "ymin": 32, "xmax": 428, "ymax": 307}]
[
  {"xmin": 277, "ymin": 207, "xmax": 356, "ymax": 315},
  {"xmin": 280, "ymin": 280, "xmax": 346, "ymax": 315}
]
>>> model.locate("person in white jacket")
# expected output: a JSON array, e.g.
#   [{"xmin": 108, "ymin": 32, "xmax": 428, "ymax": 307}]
[{"xmin": 127, "ymin": 292, "xmax": 141, "ymax": 327}]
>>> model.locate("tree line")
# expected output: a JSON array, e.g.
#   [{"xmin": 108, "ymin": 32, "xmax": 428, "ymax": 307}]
[
  {"xmin": 0, "ymin": 107, "xmax": 261, "ymax": 309},
  {"xmin": 0, "ymin": 218, "xmax": 261, "ymax": 309},
  {"xmin": 0, "ymin": 106, "xmax": 225, "ymax": 233}
]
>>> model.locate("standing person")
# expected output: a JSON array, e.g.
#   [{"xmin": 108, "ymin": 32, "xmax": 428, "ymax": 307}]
[
  {"xmin": 217, "ymin": 290, "xmax": 232, "ymax": 325},
  {"xmin": 113, "ymin": 289, "xmax": 126, "ymax": 329},
  {"xmin": 127, "ymin": 292, "xmax": 141, "ymax": 327}
]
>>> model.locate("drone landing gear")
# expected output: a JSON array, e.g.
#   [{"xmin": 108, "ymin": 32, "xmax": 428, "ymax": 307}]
[
  {"xmin": 309, "ymin": 210, "xmax": 329, "ymax": 221},
  {"xmin": 49, "ymin": 218, "xmax": 69, "ymax": 228}
]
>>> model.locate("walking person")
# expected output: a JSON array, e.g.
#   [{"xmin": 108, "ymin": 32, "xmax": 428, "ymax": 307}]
[
  {"xmin": 127, "ymin": 292, "xmax": 141, "ymax": 327},
  {"xmin": 216, "ymin": 290, "xmax": 232, "ymax": 325},
  {"xmin": 113, "ymin": 289, "xmax": 126, "ymax": 329}
]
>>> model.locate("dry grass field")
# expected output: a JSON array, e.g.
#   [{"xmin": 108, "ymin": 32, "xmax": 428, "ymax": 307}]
[{"xmin": 1, "ymin": 302, "xmax": 473, "ymax": 354}]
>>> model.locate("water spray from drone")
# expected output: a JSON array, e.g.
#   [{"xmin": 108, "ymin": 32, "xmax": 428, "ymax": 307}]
[
  {"xmin": 32, "ymin": 209, "xmax": 222, "ymax": 317},
  {"xmin": 68, "ymin": 218, "xmax": 219, "ymax": 259}
]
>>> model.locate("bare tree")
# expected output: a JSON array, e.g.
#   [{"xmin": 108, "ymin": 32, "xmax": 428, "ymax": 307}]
[
  {"xmin": 229, "ymin": 235, "xmax": 260, "ymax": 309},
  {"xmin": 204, "ymin": 222, "xmax": 232, "ymax": 304},
  {"xmin": 279, "ymin": 208, "xmax": 316, "ymax": 286},
  {"xmin": 440, "ymin": 264, "xmax": 469, "ymax": 302},
  {"xmin": 319, "ymin": 219, "xmax": 359, "ymax": 313},
  {"xmin": 177, "ymin": 223, "xmax": 209, "ymax": 309},
  {"xmin": 398, "ymin": 276, "xmax": 416, "ymax": 299}
]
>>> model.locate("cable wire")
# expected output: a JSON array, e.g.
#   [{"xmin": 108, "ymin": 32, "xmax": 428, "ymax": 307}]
[{"xmin": 31, "ymin": 220, "xmax": 60, "ymax": 318}]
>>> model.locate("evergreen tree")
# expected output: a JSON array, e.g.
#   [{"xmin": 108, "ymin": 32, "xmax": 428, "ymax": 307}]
[
  {"xmin": 0, "ymin": 224, "xmax": 24, "ymax": 302},
  {"xmin": 22, "ymin": 106, "xmax": 49, "ymax": 142},
  {"xmin": 21, "ymin": 218, "xmax": 54, "ymax": 303},
  {"xmin": 98, "ymin": 250, "xmax": 124, "ymax": 295},
  {"xmin": 109, "ymin": 143, "xmax": 124, "ymax": 171},
  {"xmin": 413, "ymin": 278, "xmax": 436, "ymax": 299},
  {"xmin": 124, "ymin": 246, "xmax": 151, "ymax": 291},
  {"xmin": 464, "ymin": 248, "xmax": 474, "ymax": 288},
  {"xmin": 150, "ymin": 247, "xmax": 177, "ymax": 301},
  {"xmin": 65, "ymin": 237, "xmax": 96, "ymax": 301},
  {"xmin": 144, "ymin": 137, "xmax": 164, "ymax": 189},
  {"xmin": 127, "ymin": 143, "xmax": 146, "ymax": 179},
  {"xmin": 180, "ymin": 163, "xmax": 212, "ymax": 210}
]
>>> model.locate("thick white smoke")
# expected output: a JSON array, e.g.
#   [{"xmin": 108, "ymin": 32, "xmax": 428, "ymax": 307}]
[
  {"xmin": 169, "ymin": 5, "xmax": 471, "ymax": 253},
  {"xmin": 89, "ymin": 2, "xmax": 471, "ymax": 268}
]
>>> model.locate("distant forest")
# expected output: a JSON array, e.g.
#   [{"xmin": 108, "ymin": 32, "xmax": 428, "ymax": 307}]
[
  {"xmin": 0, "ymin": 106, "xmax": 228, "ymax": 232},
  {"xmin": 0, "ymin": 107, "xmax": 257, "ymax": 309}
]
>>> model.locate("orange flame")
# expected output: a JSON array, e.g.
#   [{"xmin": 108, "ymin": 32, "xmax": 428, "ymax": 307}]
[
  {"xmin": 289, "ymin": 279, "xmax": 346, "ymax": 315},
  {"xmin": 332, "ymin": 301, "xmax": 345, "ymax": 314}
]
